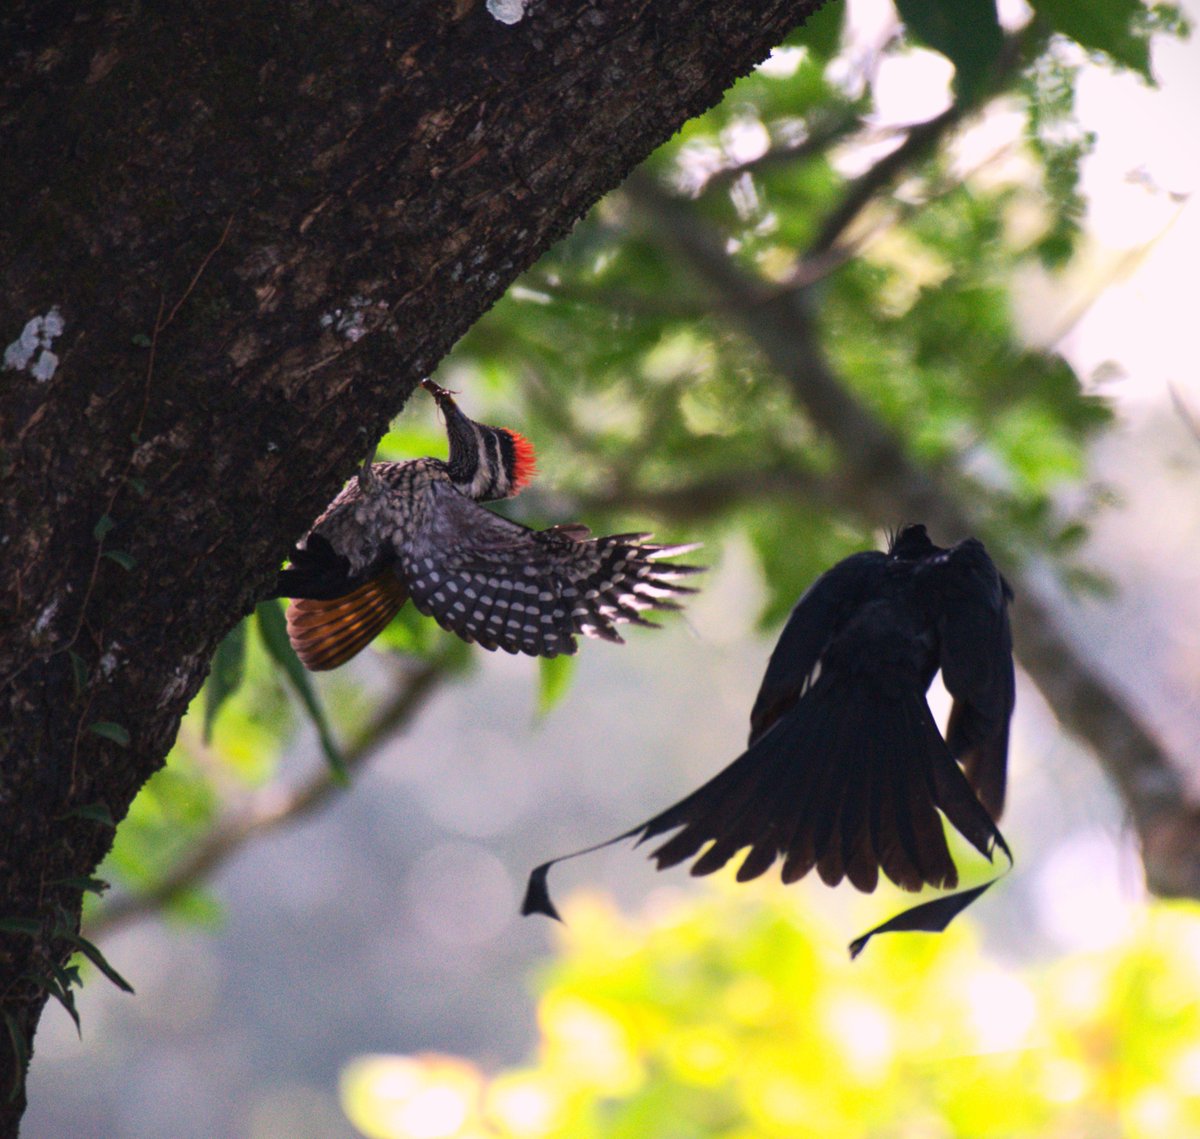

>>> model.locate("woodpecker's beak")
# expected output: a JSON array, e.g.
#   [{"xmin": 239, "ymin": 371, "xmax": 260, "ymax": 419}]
[
  {"xmin": 420, "ymin": 377, "xmax": 458, "ymax": 408},
  {"xmin": 421, "ymin": 378, "xmax": 473, "ymax": 437}
]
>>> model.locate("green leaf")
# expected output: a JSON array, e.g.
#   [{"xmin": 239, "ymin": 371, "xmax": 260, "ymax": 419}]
[
  {"xmin": 0, "ymin": 917, "xmax": 41, "ymax": 936},
  {"xmin": 89, "ymin": 721, "xmax": 130, "ymax": 747},
  {"xmin": 68, "ymin": 649, "xmax": 89, "ymax": 693},
  {"xmin": 57, "ymin": 931, "xmax": 135, "ymax": 994},
  {"xmin": 3, "ymin": 1011, "xmax": 27, "ymax": 1102},
  {"xmin": 786, "ymin": 0, "xmax": 846, "ymax": 61},
  {"xmin": 49, "ymin": 876, "xmax": 110, "ymax": 897},
  {"xmin": 102, "ymin": 549, "xmax": 137, "ymax": 570},
  {"xmin": 1029, "ymin": 0, "xmax": 1152, "ymax": 78},
  {"xmin": 204, "ymin": 621, "xmax": 248, "ymax": 743},
  {"xmin": 895, "ymin": 0, "xmax": 1003, "ymax": 102},
  {"xmin": 162, "ymin": 887, "xmax": 225, "ymax": 930},
  {"xmin": 60, "ymin": 801, "xmax": 116, "ymax": 827},
  {"xmin": 535, "ymin": 653, "xmax": 577, "ymax": 720},
  {"xmin": 92, "ymin": 514, "xmax": 115, "ymax": 541},
  {"xmin": 256, "ymin": 600, "xmax": 348, "ymax": 783},
  {"xmin": 37, "ymin": 969, "xmax": 82, "ymax": 1037}
]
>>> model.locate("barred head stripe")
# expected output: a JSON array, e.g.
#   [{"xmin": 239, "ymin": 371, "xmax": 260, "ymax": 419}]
[{"xmin": 435, "ymin": 386, "xmax": 537, "ymax": 502}]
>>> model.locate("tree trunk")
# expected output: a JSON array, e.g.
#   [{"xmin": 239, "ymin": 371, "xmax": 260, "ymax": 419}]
[{"xmin": 0, "ymin": 0, "xmax": 821, "ymax": 1128}]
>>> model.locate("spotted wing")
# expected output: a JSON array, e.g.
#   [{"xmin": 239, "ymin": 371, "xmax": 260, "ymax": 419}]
[{"xmin": 398, "ymin": 485, "xmax": 702, "ymax": 658}]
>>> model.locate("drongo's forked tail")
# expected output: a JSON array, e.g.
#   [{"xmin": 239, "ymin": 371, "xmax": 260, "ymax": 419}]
[{"xmin": 522, "ymin": 677, "xmax": 1012, "ymax": 957}]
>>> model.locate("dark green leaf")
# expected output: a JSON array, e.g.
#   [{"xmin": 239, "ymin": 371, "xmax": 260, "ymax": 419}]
[
  {"xmin": 162, "ymin": 887, "xmax": 225, "ymax": 929},
  {"xmin": 89, "ymin": 721, "xmax": 130, "ymax": 747},
  {"xmin": 535, "ymin": 653, "xmax": 577, "ymax": 720},
  {"xmin": 126, "ymin": 476, "xmax": 149, "ymax": 498},
  {"xmin": 38, "ymin": 970, "xmax": 82, "ymax": 1037},
  {"xmin": 785, "ymin": 0, "xmax": 846, "ymax": 61},
  {"xmin": 204, "ymin": 621, "xmax": 248, "ymax": 743},
  {"xmin": 57, "ymin": 931, "xmax": 135, "ymax": 994},
  {"xmin": 49, "ymin": 876, "xmax": 110, "ymax": 897},
  {"xmin": 3, "ymin": 1011, "xmax": 27, "ymax": 1102},
  {"xmin": 895, "ymin": 0, "xmax": 1003, "ymax": 102},
  {"xmin": 256, "ymin": 600, "xmax": 348, "ymax": 783},
  {"xmin": 102, "ymin": 549, "xmax": 137, "ymax": 570},
  {"xmin": 68, "ymin": 650, "xmax": 89, "ymax": 693},
  {"xmin": 1064, "ymin": 566, "xmax": 1117, "ymax": 599},
  {"xmin": 131, "ymin": 332, "xmax": 153, "ymax": 348},
  {"xmin": 92, "ymin": 514, "xmax": 115, "ymax": 541},
  {"xmin": 1029, "ymin": 0, "xmax": 1153, "ymax": 78},
  {"xmin": 0, "ymin": 917, "xmax": 41, "ymax": 936},
  {"xmin": 60, "ymin": 801, "xmax": 116, "ymax": 827}
]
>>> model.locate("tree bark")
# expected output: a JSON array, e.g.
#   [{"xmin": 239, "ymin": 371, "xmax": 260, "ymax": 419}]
[{"xmin": 0, "ymin": 0, "xmax": 822, "ymax": 1128}]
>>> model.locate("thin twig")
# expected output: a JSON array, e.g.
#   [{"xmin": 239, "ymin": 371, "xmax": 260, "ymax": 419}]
[
  {"xmin": 163, "ymin": 214, "xmax": 236, "ymax": 331},
  {"xmin": 803, "ymin": 27, "xmax": 1034, "ymax": 263},
  {"xmin": 696, "ymin": 111, "xmax": 864, "ymax": 198},
  {"xmin": 85, "ymin": 655, "xmax": 450, "ymax": 938}
]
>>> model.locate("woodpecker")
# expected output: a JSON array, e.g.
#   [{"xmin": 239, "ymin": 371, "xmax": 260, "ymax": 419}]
[
  {"xmin": 273, "ymin": 379, "xmax": 703, "ymax": 670},
  {"xmin": 524, "ymin": 525, "xmax": 1015, "ymax": 956}
]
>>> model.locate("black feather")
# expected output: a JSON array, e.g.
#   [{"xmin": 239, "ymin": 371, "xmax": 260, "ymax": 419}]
[{"xmin": 523, "ymin": 525, "xmax": 1016, "ymax": 957}]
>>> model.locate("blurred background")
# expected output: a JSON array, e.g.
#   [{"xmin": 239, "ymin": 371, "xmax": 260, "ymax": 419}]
[{"xmin": 26, "ymin": 1, "xmax": 1200, "ymax": 1135}]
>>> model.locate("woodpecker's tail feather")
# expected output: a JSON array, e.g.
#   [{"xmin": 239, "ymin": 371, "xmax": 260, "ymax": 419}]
[{"xmin": 285, "ymin": 573, "xmax": 409, "ymax": 671}]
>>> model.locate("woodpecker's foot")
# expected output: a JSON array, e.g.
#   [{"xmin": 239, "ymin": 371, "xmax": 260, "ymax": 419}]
[{"xmin": 357, "ymin": 441, "xmax": 379, "ymax": 493}]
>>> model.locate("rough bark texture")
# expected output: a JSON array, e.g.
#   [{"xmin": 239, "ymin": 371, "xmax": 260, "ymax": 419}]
[{"xmin": 0, "ymin": 0, "xmax": 822, "ymax": 1129}]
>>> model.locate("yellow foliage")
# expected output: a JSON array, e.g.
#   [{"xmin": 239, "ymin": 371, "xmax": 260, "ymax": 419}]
[{"xmin": 342, "ymin": 884, "xmax": 1200, "ymax": 1139}]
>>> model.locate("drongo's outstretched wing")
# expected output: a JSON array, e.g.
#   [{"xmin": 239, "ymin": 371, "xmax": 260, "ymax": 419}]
[
  {"xmin": 748, "ymin": 552, "xmax": 888, "ymax": 745},
  {"xmin": 936, "ymin": 539, "xmax": 1015, "ymax": 820}
]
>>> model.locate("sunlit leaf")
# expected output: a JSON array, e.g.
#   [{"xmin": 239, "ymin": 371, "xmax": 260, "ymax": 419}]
[
  {"xmin": 536, "ymin": 653, "xmax": 577, "ymax": 720},
  {"xmin": 1030, "ymin": 0, "xmax": 1155, "ymax": 79},
  {"xmin": 341, "ymin": 890, "xmax": 1200, "ymax": 1138},
  {"xmin": 896, "ymin": 0, "xmax": 1003, "ymax": 102}
]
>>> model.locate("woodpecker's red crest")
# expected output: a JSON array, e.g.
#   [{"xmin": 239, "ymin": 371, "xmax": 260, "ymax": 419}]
[{"xmin": 273, "ymin": 384, "xmax": 702, "ymax": 670}]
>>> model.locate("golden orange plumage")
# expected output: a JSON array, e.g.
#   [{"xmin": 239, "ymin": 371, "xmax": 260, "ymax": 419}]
[{"xmin": 285, "ymin": 573, "xmax": 409, "ymax": 671}]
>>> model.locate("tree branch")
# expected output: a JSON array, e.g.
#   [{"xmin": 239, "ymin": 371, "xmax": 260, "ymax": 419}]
[
  {"xmin": 0, "ymin": 2, "xmax": 829, "ymax": 1120},
  {"xmin": 802, "ymin": 26, "xmax": 1037, "ymax": 262},
  {"xmin": 696, "ymin": 110, "xmax": 863, "ymax": 198},
  {"xmin": 85, "ymin": 655, "xmax": 451, "ymax": 939},
  {"xmin": 624, "ymin": 173, "xmax": 1200, "ymax": 898}
]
